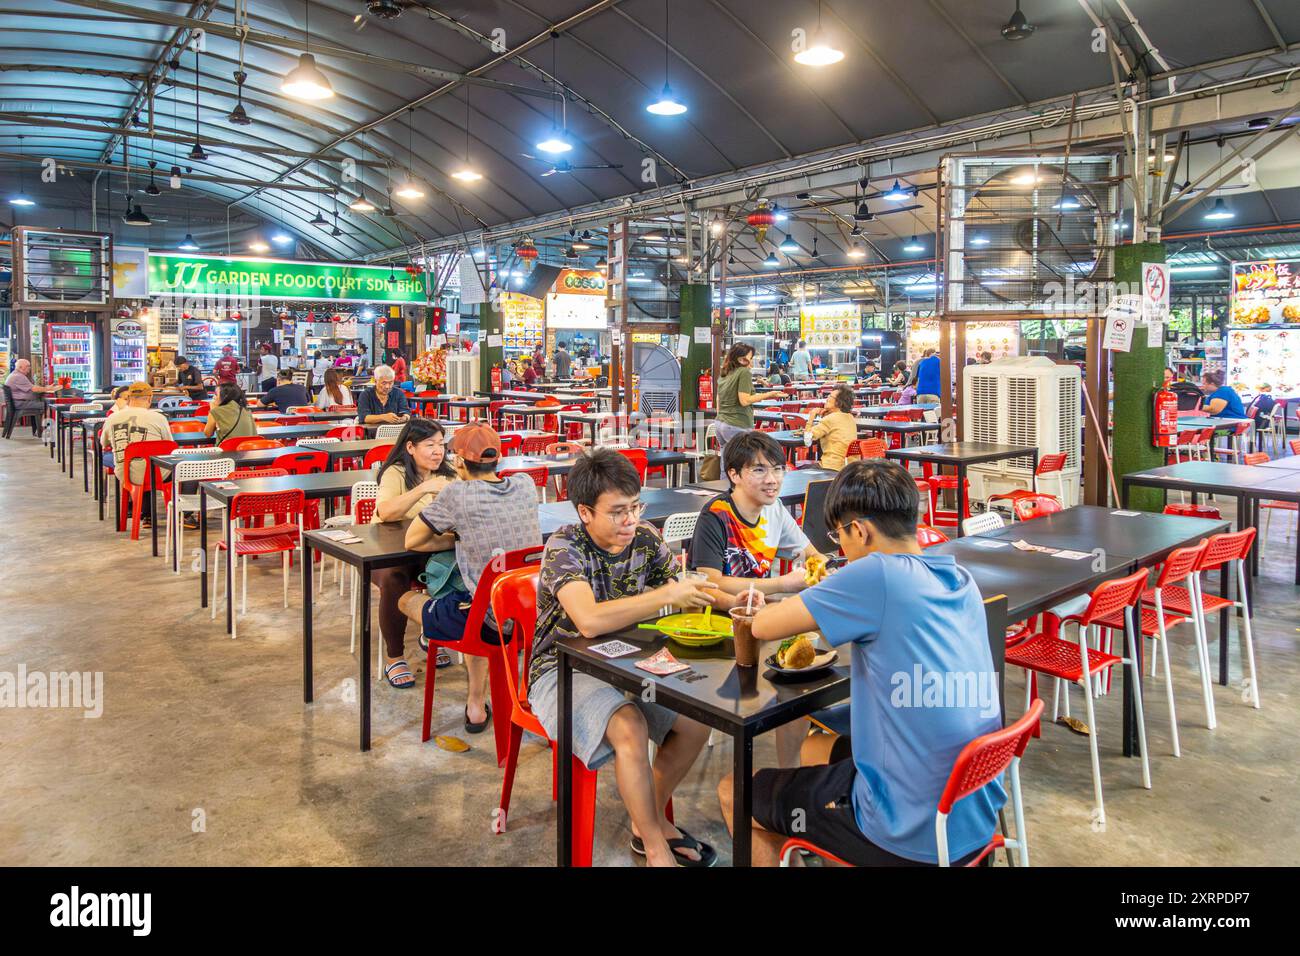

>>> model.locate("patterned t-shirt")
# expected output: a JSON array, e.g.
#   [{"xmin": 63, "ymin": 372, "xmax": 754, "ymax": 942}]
[
  {"xmin": 418, "ymin": 474, "xmax": 541, "ymax": 597},
  {"xmin": 689, "ymin": 493, "xmax": 809, "ymax": 579},
  {"xmin": 530, "ymin": 522, "xmax": 677, "ymax": 683}
]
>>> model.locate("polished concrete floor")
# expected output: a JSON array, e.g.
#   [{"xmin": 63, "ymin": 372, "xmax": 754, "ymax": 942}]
[{"xmin": 1, "ymin": 433, "xmax": 1297, "ymax": 866}]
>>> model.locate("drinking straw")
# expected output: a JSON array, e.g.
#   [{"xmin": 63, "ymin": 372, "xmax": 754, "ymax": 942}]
[{"xmin": 745, "ymin": 586, "xmax": 755, "ymax": 614}]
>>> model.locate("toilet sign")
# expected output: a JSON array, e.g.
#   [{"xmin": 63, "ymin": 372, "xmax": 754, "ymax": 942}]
[
  {"xmin": 1141, "ymin": 262, "xmax": 1170, "ymax": 322},
  {"xmin": 1103, "ymin": 294, "xmax": 1141, "ymax": 352}
]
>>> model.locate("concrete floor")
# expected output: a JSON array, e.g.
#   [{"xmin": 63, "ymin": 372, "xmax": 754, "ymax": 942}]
[{"xmin": 1, "ymin": 433, "xmax": 1297, "ymax": 866}]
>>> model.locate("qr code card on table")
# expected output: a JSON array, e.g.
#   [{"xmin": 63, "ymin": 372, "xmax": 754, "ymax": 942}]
[{"xmin": 588, "ymin": 640, "xmax": 639, "ymax": 658}]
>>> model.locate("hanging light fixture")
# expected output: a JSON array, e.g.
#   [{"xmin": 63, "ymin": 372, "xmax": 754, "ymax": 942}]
[
  {"xmin": 1054, "ymin": 188, "xmax": 1082, "ymax": 211},
  {"xmin": 394, "ymin": 108, "xmax": 425, "ymax": 199},
  {"xmin": 794, "ymin": 0, "xmax": 844, "ymax": 66},
  {"xmin": 282, "ymin": 1, "xmax": 334, "ymax": 100},
  {"xmin": 249, "ymin": 239, "xmax": 270, "ymax": 253},
  {"xmin": 573, "ymin": 229, "xmax": 593, "ymax": 251},
  {"xmin": 349, "ymin": 130, "xmax": 377, "ymax": 209},
  {"xmin": 537, "ymin": 34, "xmax": 574, "ymax": 152},
  {"xmin": 229, "ymin": 70, "xmax": 252, "ymax": 125},
  {"xmin": 145, "ymin": 158, "xmax": 161, "ymax": 196},
  {"xmin": 1001, "ymin": 1, "xmax": 1036, "ymax": 40},
  {"xmin": 848, "ymin": 244, "xmax": 865, "ymax": 259},
  {"xmin": 970, "ymin": 232, "xmax": 990, "ymax": 246},
  {"xmin": 595, "ymin": 255, "xmax": 608, "ymax": 270},
  {"xmin": 451, "ymin": 87, "xmax": 484, "ymax": 182},
  {"xmin": 123, "ymin": 194, "xmax": 152, "ymax": 226},
  {"xmin": 189, "ymin": 45, "xmax": 208, "ymax": 160},
  {"xmin": 882, "ymin": 180, "xmax": 910, "ymax": 201},
  {"xmin": 1204, "ymin": 197, "xmax": 1235, "ymax": 221},
  {"xmin": 904, "ymin": 235, "xmax": 925, "ymax": 253},
  {"xmin": 9, "ymin": 135, "xmax": 36, "ymax": 206},
  {"xmin": 178, "ymin": 233, "xmax": 200, "ymax": 251},
  {"xmin": 763, "ymin": 252, "xmax": 780, "ymax": 268},
  {"xmin": 778, "ymin": 233, "xmax": 799, "ymax": 253},
  {"xmin": 646, "ymin": 0, "xmax": 687, "ymax": 115}
]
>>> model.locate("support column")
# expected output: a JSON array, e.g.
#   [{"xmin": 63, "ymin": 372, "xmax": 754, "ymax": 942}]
[
  {"xmin": 678, "ymin": 283, "xmax": 711, "ymax": 412},
  {"xmin": 478, "ymin": 301, "xmax": 502, "ymax": 392},
  {"xmin": 1111, "ymin": 242, "xmax": 1168, "ymax": 512}
]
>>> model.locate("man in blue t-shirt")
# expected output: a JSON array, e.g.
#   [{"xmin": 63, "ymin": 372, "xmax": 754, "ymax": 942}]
[
  {"xmin": 1200, "ymin": 370, "xmax": 1246, "ymax": 418},
  {"xmin": 717, "ymin": 459, "xmax": 1006, "ymax": 866},
  {"xmin": 914, "ymin": 348, "xmax": 941, "ymax": 404}
]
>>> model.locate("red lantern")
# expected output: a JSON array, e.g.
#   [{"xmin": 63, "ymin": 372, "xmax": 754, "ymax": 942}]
[
  {"xmin": 404, "ymin": 263, "xmax": 421, "ymax": 278},
  {"xmin": 746, "ymin": 202, "xmax": 776, "ymax": 244},
  {"xmin": 515, "ymin": 238, "xmax": 539, "ymax": 270}
]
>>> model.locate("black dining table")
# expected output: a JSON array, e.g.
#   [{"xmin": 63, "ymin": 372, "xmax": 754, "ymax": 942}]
[
  {"xmin": 856, "ymin": 418, "xmax": 942, "ymax": 441},
  {"xmin": 444, "ymin": 397, "xmax": 491, "ymax": 420},
  {"xmin": 887, "ymin": 442, "xmax": 1039, "ymax": 536},
  {"xmin": 476, "ymin": 388, "xmax": 549, "ymax": 403},
  {"xmin": 498, "ymin": 449, "xmax": 697, "ymax": 488},
  {"xmin": 858, "ymin": 403, "xmax": 939, "ymax": 417}
]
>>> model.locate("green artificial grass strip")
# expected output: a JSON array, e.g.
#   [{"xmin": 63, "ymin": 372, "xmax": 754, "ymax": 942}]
[
  {"xmin": 1111, "ymin": 243, "xmax": 1168, "ymax": 512},
  {"xmin": 678, "ymin": 283, "xmax": 712, "ymax": 411}
]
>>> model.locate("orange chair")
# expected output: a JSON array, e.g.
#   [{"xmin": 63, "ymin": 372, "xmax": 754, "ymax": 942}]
[
  {"xmin": 421, "ymin": 546, "xmax": 545, "ymax": 766},
  {"xmin": 286, "ymin": 406, "xmax": 317, "ymax": 415},
  {"xmin": 781, "ymin": 699, "xmax": 1044, "ymax": 867},
  {"xmin": 190, "ymin": 402, "xmax": 211, "ymax": 417},
  {"xmin": 211, "ymin": 488, "xmax": 306, "ymax": 640},
  {"xmin": 362, "ymin": 444, "xmax": 394, "ymax": 469},
  {"xmin": 1242, "ymin": 451, "xmax": 1269, "ymax": 466},
  {"xmin": 221, "ymin": 436, "xmax": 284, "ymax": 452},
  {"xmin": 119, "ymin": 439, "xmax": 178, "ymax": 540},
  {"xmin": 1163, "ymin": 503, "xmax": 1221, "ymax": 519},
  {"xmin": 489, "ymin": 567, "xmax": 671, "ymax": 867},
  {"xmin": 1012, "ymin": 494, "xmax": 1062, "ymax": 522},
  {"xmin": 850, "ymin": 437, "xmax": 887, "ymax": 460},
  {"xmin": 916, "ymin": 525, "xmax": 948, "ymax": 548},
  {"xmin": 544, "ymin": 441, "xmax": 586, "ymax": 457},
  {"xmin": 501, "ymin": 466, "xmax": 549, "ymax": 502},
  {"xmin": 170, "ymin": 421, "xmax": 206, "ymax": 433},
  {"xmin": 274, "ymin": 415, "xmax": 313, "ymax": 426}
]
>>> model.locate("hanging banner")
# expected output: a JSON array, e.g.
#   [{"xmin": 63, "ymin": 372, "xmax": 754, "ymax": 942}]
[
  {"xmin": 147, "ymin": 252, "xmax": 425, "ymax": 303},
  {"xmin": 799, "ymin": 303, "xmax": 861, "ymax": 347},
  {"xmin": 112, "ymin": 245, "xmax": 150, "ymax": 298}
]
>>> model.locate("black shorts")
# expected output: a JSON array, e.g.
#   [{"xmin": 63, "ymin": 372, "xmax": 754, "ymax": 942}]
[{"xmin": 752, "ymin": 738, "xmax": 981, "ymax": 867}]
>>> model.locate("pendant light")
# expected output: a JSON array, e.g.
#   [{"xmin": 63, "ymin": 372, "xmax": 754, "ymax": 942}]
[
  {"xmin": 179, "ymin": 234, "xmax": 200, "ymax": 251},
  {"xmin": 189, "ymin": 45, "xmax": 208, "ymax": 160},
  {"xmin": 794, "ymin": 1, "xmax": 844, "ymax": 66},
  {"xmin": 394, "ymin": 108, "xmax": 425, "ymax": 199},
  {"xmin": 9, "ymin": 135, "xmax": 36, "ymax": 206},
  {"xmin": 1203, "ymin": 197, "xmax": 1234, "ymax": 222},
  {"xmin": 573, "ymin": 229, "xmax": 592, "ymax": 251},
  {"xmin": 451, "ymin": 88, "xmax": 483, "ymax": 182},
  {"xmin": 349, "ymin": 130, "xmax": 377, "ymax": 210},
  {"xmin": 229, "ymin": 70, "xmax": 252, "ymax": 126},
  {"xmin": 970, "ymin": 232, "xmax": 990, "ymax": 246},
  {"xmin": 536, "ymin": 34, "xmax": 574, "ymax": 153},
  {"xmin": 778, "ymin": 233, "xmax": 799, "ymax": 254},
  {"xmin": 904, "ymin": 235, "xmax": 925, "ymax": 253},
  {"xmin": 145, "ymin": 159, "xmax": 161, "ymax": 196},
  {"xmin": 763, "ymin": 251, "xmax": 780, "ymax": 268},
  {"xmin": 249, "ymin": 239, "xmax": 270, "ymax": 253},
  {"xmin": 646, "ymin": 1, "xmax": 687, "ymax": 115},
  {"xmin": 882, "ymin": 180, "xmax": 910, "ymax": 202},
  {"xmin": 123, "ymin": 194, "xmax": 152, "ymax": 226},
  {"xmin": 1001, "ymin": 1, "xmax": 1036, "ymax": 40},
  {"xmin": 848, "ymin": 244, "xmax": 865, "ymax": 259},
  {"xmin": 282, "ymin": 1, "xmax": 334, "ymax": 100}
]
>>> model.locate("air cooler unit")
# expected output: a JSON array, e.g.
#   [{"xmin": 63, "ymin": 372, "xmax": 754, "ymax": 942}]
[
  {"xmin": 962, "ymin": 356, "xmax": 1081, "ymax": 505},
  {"xmin": 445, "ymin": 353, "xmax": 478, "ymax": 397}
]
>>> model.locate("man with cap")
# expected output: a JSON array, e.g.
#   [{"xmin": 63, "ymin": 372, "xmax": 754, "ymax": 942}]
[
  {"xmin": 213, "ymin": 345, "xmax": 241, "ymax": 385},
  {"xmin": 103, "ymin": 382, "xmax": 172, "ymax": 523},
  {"xmin": 400, "ymin": 422, "xmax": 542, "ymax": 731}
]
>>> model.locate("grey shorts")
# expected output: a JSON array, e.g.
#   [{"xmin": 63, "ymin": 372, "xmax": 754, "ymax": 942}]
[{"xmin": 529, "ymin": 667, "xmax": 678, "ymax": 770}]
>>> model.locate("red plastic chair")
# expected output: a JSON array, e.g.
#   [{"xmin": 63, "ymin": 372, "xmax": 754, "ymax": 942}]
[
  {"xmin": 499, "ymin": 433, "xmax": 523, "ymax": 456},
  {"xmin": 326, "ymin": 425, "xmax": 363, "ymax": 440},
  {"xmin": 170, "ymin": 421, "xmax": 206, "ymax": 433},
  {"xmin": 916, "ymin": 524, "xmax": 948, "ymax": 548},
  {"xmin": 211, "ymin": 488, "xmax": 306, "ymax": 640},
  {"xmin": 362, "ymin": 444, "xmax": 394, "ymax": 469},
  {"xmin": 781, "ymin": 699, "xmax": 1044, "ymax": 868},
  {"xmin": 544, "ymin": 441, "xmax": 585, "ymax": 457},
  {"xmin": 988, "ymin": 453, "xmax": 1069, "ymax": 508},
  {"xmin": 190, "ymin": 402, "xmax": 211, "ymax": 417},
  {"xmin": 221, "ymin": 436, "xmax": 284, "ymax": 451},
  {"xmin": 851, "ymin": 437, "xmax": 887, "ymax": 460},
  {"xmin": 1163, "ymin": 503, "xmax": 1221, "ymax": 519},
  {"xmin": 782, "ymin": 412, "xmax": 808, "ymax": 430},
  {"xmin": 273, "ymin": 450, "xmax": 329, "ymax": 475},
  {"xmin": 274, "ymin": 415, "xmax": 313, "ymax": 426},
  {"xmin": 616, "ymin": 447, "xmax": 648, "ymax": 485},
  {"xmin": 520, "ymin": 433, "xmax": 560, "ymax": 455},
  {"xmin": 500, "ymin": 466, "xmax": 549, "ymax": 502},
  {"xmin": 1011, "ymin": 494, "xmax": 1061, "ymax": 522},
  {"xmin": 420, "ymin": 546, "xmax": 545, "ymax": 767},
  {"xmin": 489, "ymin": 399, "xmax": 515, "ymax": 430},
  {"xmin": 1005, "ymin": 568, "xmax": 1152, "ymax": 824},
  {"xmin": 489, "ymin": 567, "xmax": 671, "ymax": 867},
  {"xmin": 119, "ymin": 439, "xmax": 179, "ymax": 540},
  {"xmin": 926, "ymin": 475, "xmax": 971, "ymax": 528}
]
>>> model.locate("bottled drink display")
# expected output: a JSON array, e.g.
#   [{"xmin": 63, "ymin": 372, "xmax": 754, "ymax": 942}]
[
  {"xmin": 110, "ymin": 319, "xmax": 147, "ymax": 386},
  {"xmin": 44, "ymin": 323, "xmax": 96, "ymax": 391}
]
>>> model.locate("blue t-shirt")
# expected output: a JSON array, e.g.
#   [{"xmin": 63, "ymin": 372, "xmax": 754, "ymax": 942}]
[
  {"xmin": 915, "ymin": 355, "xmax": 941, "ymax": 397},
  {"xmin": 800, "ymin": 551, "xmax": 1006, "ymax": 863},
  {"xmin": 1207, "ymin": 385, "xmax": 1245, "ymax": 418}
]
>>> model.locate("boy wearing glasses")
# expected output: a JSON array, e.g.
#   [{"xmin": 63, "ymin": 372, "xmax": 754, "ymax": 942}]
[
  {"xmin": 529, "ymin": 449, "xmax": 722, "ymax": 867},
  {"xmin": 401, "ymin": 422, "xmax": 541, "ymax": 734},
  {"xmin": 716, "ymin": 460, "xmax": 1004, "ymax": 866}
]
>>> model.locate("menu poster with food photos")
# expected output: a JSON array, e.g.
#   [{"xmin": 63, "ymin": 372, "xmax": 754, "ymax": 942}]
[
  {"xmin": 1228, "ymin": 327, "xmax": 1299, "ymax": 398},
  {"xmin": 1230, "ymin": 258, "xmax": 1300, "ymax": 326},
  {"xmin": 800, "ymin": 304, "xmax": 861, "ymax": 348}
]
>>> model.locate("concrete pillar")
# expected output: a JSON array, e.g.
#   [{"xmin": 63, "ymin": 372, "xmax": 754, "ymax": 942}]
[{"xmin": 1111, "ymin": 242, "xmax": 1168, "ymax": 512}]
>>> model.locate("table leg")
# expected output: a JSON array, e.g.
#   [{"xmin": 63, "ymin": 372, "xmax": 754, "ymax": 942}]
[
  {"xmin": 358, "ymin": 566, "xmax": 372, "ymax": 752},
  {"xmin": 150, "ymin": 480, "xmax": 159, "ymax": 557},
  {"xmin": 955, "ymin": 462, "xmax": 967, "ymax": 536},
  {"xmin": 1122, "ymin": 604, "xmax": 1143, "ymax": 758},
  {"xmin": 82, "ymin": 430, "xmax": 89, "ymax": 493},
  {"xmin": 67, "ymin": 422, "xmax": 74, "ymax": 479},
  {"xmin": 557, "ymin": 650, "xmax": 574, "ymax": 866},
  {"xmin": 1237, "ymin": 496, "xmax": 1250, "ymax": 618},
  {"xmin": 302, "ymin": 537, "xmax": 313, "ymax": 703},
  {"xmin": 732, "ymin": 730, "xmax": 753, "ymax": 867},
  {"xmin": 95, "ymin": 431, "xmax": 105, "ymax": 520},
  {"xmin": 225, "ymin": 508, "xmax": 234, "ymax": 635},
  {"xmin": 1219, "ymin": 562, "xmax": 1230, "ymax": 687},
  {"xmin": 1121, "ymin": 478, "xmax": 1129, "ymax": 509},
  {"xmin": 200, "ymin": 486, "xmax": 209, "ymax": 607}
]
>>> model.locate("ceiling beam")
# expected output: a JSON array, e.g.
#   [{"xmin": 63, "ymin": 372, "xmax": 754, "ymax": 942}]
[
  {"xmin": 1248, "ymin": 0, "xmax": 1288, "ymax": 53},
  {"xmin": 926, "ymin": 0, "xmax": 1028, "ymax": 107},
  {"xmin": 0, "ymin": 148, "xmax": 335, "ymax": 191}
]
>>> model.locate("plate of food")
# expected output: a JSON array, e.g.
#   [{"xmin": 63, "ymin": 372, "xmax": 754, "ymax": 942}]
[
  {"xmin": 764, "ymin": 634, "xmax": 838, "ymax": 677},
  {"xmin": 643, "ymin": 612, "xmax": 733, "ymax": 647}
]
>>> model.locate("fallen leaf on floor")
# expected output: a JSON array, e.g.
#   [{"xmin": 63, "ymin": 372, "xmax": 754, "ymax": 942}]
[
  {"xmin": 1057, "ymin": 716, "xmax": 1090, "ymax": 736},
  {"xmin": 435, "ymin": 735, "xmax": 470, "ymax": 753}
]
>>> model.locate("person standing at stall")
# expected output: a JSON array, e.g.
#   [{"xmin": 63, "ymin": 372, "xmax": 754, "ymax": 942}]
[
  {"xmin": 390, "ymin": 349, "xmax": 408, "ymax": 385},
  {"xmin": 554, "ymin": 341, "xmax": 572, "ymax": 380},
  {"xmin": 914, "ymin": 348, "xmax": 941, "ymax": 405},
  {"xmin": 173, "ymin": 356, "xmax": 209, "ymax": 400},
  {"xmin": 716, "ymin": 343, "xmax": 785, "ymax": 449},
  {"xmin": 257, "ymin": 343, "xmax": 279, "ymax": 391},
  {"xmin": 788, "ymin": 340, "xmax": 813, "ymax": 380},
  {"xmin": 213, "ymin": 345, "xmax": 241, "ymax": 386}
]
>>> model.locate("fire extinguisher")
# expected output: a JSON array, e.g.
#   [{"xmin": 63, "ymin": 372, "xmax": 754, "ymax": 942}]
[
  {"xmin": 490, "ymin": 364, "xmax": 503, "ymax": 392},
  {"xmin": 698, "ymin": 371, "xmax": 713, "ymax": 410},
  {"xmin": 1153, "ymin": 386, "xmax": 1178, "ymax": 448}
]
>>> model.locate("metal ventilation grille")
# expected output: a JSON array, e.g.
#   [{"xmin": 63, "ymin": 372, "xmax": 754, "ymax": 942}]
[
  {"xmin": 1059, "ymin": 376, "xmax": 1081, "ymax": 471},
  {"xmin": 969, "ymin": 376, "xmax": 1000, "ymax": 443},
  {"xmin": 1006, "ymin": 376, "xmax": 1038, "ymax": 469},
  {"xmin": 945, "ymin": 156, "xmax": 1117, "ymax": 312},
  {"xmin": 160, "ymin": 313, "xmax": 179, "ymax": 337}
]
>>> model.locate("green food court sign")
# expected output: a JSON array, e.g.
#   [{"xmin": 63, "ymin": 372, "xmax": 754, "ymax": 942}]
[{"xmin": 147, "ymin": 252, "xmax": 425, "ymax": 304}]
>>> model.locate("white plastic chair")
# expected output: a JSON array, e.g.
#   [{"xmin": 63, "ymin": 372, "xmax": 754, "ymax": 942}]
[
  {"xmin": 323, "ymin": 479, "xmax": 379, "ymax": 595},
  {"xmin": 375, "ymin": 424, "xmax": 405, "ymax": 441},
  {"xmin": 296, "ymin": 436, "xmax": 340, "ymax": 446},
  {"xmin": 166, "ymin": 457, "xmax": 235, "ymax": 573},
  {"xmin": 961, "ymin": 511, "xmax": 1004, "ymax": 536},
  {"xmin": 157, "ymin": 395, "xmax": 186, "ymax": 411},
  {"xmin": 661, "ymin": 511, "xmax": 700, "ymax": 549}
]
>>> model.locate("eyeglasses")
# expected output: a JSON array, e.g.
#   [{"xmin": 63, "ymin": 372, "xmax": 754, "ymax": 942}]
[
  {"xmin": 744, "ymin": 464, "xmax": 786, "ymax": 481},
  {"xmin": 600, "ymin": 501, "xmax": 646, "ymax": 524},
  {"xmin": 826, "ymin": 520, "xmax": 858, "ymax": 545}
]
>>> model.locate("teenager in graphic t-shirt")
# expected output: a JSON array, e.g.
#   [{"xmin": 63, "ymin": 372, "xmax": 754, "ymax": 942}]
[{"xmin": 717, "ymin": 459, "xmax": 1005, "ymax": 867}]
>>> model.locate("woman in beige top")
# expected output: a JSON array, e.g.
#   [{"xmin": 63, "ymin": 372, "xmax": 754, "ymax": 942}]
[
  {"xmin": 371, "ymin": 418, "xmax": 457, "ymax": 687},
  {"xmin": 804, "ymin": 384, "xmax": 859, "ymax": 471}
]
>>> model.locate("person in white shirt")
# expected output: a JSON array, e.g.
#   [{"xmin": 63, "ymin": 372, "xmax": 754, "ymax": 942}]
[
  {"xmin": 788, "ymin": 340, "xmax": 813, "ymax": 380},
  {"xmin": 257, "ymin": 344, "xmax": 279, "ymax": 390},
  {"xmin": 315, "ymin": 367, "xmax": 354, "ymax": 409},
  {"xmin": 312, "ymin": 350, "xmax": 332, "ymax": 383}
]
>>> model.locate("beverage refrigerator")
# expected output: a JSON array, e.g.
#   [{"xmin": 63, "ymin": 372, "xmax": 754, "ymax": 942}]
[
  {"xmin": 110, "ymin": 318, "xmax": 148, "ymax": 386},
  {"xmin": 42, "ymin": 321, "xmax": 97, "ymax": 392},
  {"xmin": 182, "ymin": 319, "xmax": 240, "ymax": 373}
]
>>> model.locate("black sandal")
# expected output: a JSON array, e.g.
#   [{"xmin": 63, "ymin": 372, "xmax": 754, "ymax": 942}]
[
  {"xmin": 463, "ymin": 703, "xmax": 491, "ymax": 734},
  {"xmin": 630, "ymin": 827, "xmax": 718, "ymax": 867}
]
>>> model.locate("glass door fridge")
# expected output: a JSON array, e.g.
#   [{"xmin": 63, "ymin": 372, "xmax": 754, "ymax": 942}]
[
  {"xmin": 110, "ymin": 318, "xmax": 147, "ymax": 386},
  {"xmin": 43, "ymin": 321, "xmax": 97, "ymax": 392},
  {"xmin": 182, "ymin": 319, "xmax": 240, "ymax": 373}
]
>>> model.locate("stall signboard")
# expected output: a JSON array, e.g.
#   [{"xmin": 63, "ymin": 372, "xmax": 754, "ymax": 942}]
[
  {"xmin": 1230, "ymin": 258, "xmax": 1300, "ymax": 326},
  {"xmin": 547, "ymin": 270, "xmax": 608, "ymax": 330},
  {"xmin": 147, "ymin": 252, "xmax": 426, "ymax": 304},
  {"xmin": 553, "ymin": 269, "xmax": 607, "ymax": 295},
  {"xmin": 800, "ymin": 303, "xmax": 860, "ymax": 348},
  {"xmin": 113, "ymin": 245, "xmax": 150, "ymax": 299}
]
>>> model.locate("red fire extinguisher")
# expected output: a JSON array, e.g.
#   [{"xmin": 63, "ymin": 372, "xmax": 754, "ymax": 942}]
[
  {"xmin": 698, "ymin": 371, "xmax": 713, "ymax": 410},
  {"xmin": 1153, "ymin": 387, "xmax": 1178, "ymax": 448},
  {"xmin": 490, "ymin": 364, "xmax": 503, "ymax": 392}
]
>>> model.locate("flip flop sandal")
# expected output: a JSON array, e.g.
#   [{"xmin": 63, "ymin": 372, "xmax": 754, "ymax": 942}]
[
  {"xmin": 630, "ymin": 827, "xmax": 718, "ymax": 867},
  {"xmin": 384, "ymin": 660, "xmax": 415, "ymax": 689},
  {"xmin": 463, "ymin": 703, "xmax": 492, "ymax": 734},
  {"xmin": 435, "ymin": 650, "xmax": 452, "ymax": 669}
]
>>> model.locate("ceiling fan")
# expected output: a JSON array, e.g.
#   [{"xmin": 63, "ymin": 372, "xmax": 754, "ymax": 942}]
[{"xmin": 520, "ymin": 154, "xmax": 624, "ymax": 177}]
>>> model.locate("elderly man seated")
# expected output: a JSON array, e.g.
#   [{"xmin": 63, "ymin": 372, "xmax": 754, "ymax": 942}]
[
  {"xmin": 3, "ymin": 358, "xmax": 58, "ymax": 438},
  {"xmin": 356, "ymin": 363, "xmax": 411, "ymax": 427}
]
